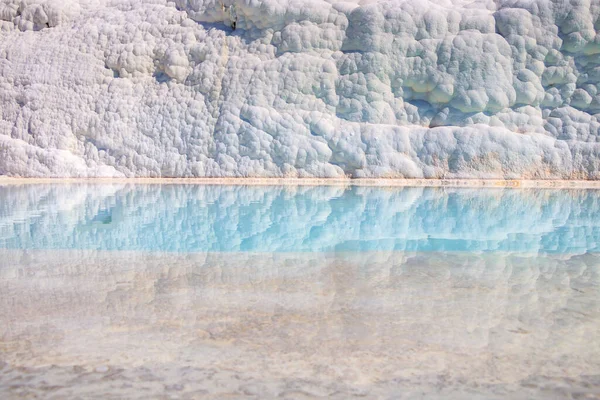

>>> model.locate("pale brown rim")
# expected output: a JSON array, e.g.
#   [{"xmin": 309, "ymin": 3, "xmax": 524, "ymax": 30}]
[{"xmin": 1, "ymin": 177, "xmax": 600, "ymax": 188}]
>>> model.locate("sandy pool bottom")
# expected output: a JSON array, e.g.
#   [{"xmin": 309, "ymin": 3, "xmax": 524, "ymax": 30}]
[{"xmin": 0, "ymin": 250, "xmax": 599, "ymax": 399}]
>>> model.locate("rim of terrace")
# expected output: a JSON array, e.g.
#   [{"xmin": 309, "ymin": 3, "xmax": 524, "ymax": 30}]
[{"xmin": 1, "ymin": 177, "xmax": 600, "ymax": 188}]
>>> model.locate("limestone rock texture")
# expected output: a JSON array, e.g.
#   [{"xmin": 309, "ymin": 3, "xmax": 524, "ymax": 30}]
[{"xmin": 1, "ymin": 0, "xmax": 600, "ymax": 178}]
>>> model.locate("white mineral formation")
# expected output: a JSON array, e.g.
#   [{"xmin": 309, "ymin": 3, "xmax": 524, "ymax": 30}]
[{"xmin": 1, "ymin": 0, "xmax": 600, "ymax": 178}]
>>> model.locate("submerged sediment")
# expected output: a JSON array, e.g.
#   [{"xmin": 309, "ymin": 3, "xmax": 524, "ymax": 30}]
[{"xmin": 1, "ymin": 249, "xmax": 599, "ymax": 398}]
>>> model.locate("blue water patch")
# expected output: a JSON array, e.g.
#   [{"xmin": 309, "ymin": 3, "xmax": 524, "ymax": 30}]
[{"xmin": 0, "ymin": 184, "xmax": 599, "ymax": 253}]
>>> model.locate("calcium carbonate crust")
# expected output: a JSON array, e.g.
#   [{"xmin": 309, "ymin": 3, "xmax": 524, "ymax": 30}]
[{"xmin": 1, "ymin": 0, "xmax": 600, "ymax": 178}]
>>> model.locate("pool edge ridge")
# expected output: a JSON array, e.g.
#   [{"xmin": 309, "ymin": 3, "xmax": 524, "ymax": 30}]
[{"xmin": 1, "ymin": 176, "xmax": 600, "ymax": 189}]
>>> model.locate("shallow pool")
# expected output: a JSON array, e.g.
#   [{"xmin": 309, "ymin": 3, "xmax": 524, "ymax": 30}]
[{"xmin": 1, "ymin": 184, "xmax": 599, "ymax": 399}]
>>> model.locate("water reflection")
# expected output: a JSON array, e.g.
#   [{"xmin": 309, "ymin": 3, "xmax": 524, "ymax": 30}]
[
  {"xmin": 1, "ymin": 184, "xmax": 599, "ymax": 398},
  {"xmin": 0, "ymin": 249, "xmax": 598, "ymax": 398},
  {"xmin": 1, "ymin": 184, "xmax": 599, "ymax": 253}
]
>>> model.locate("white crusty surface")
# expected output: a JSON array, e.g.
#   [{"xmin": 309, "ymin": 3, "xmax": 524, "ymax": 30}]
[{"xmin": 1, "ymin": 0, "xmax": 600, "ymax": 178}]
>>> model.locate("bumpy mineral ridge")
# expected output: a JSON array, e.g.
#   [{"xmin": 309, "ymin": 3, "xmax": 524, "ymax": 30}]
[{"xmin": 1, "ymin": 0, "xmax": 600, "ymax": 178}]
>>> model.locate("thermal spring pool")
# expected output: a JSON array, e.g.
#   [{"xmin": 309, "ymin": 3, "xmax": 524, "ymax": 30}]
[{"xmin": 0, "ymin": 184, "xmax": 599, "ymax": 399}]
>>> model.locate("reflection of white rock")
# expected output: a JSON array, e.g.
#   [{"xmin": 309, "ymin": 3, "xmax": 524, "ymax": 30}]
[
  {"xmin": 1, "ymin": 0, "xmax": 600, "ymax": 178},
  {"xmin": 0, "ymin": 249, "xmax": 598, "ymax": 398},
  {"xmin": 0, "ymin": 185, "xmax": 599, "ymax": 253}
]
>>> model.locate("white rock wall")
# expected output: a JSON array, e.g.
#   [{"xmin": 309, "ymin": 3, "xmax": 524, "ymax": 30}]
[{"xmin": 1, "ymin": 0, "xmax": 600, "ymax": 178}]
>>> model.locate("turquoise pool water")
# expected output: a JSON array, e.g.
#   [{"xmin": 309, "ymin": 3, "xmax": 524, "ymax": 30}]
[
  {"xmin": 1, "ymin": 184, "xmax": 599, "ymax": 253},
  {"xmin": 1, "ymin": 184, "xmax": 599, "ymax": 399}
]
